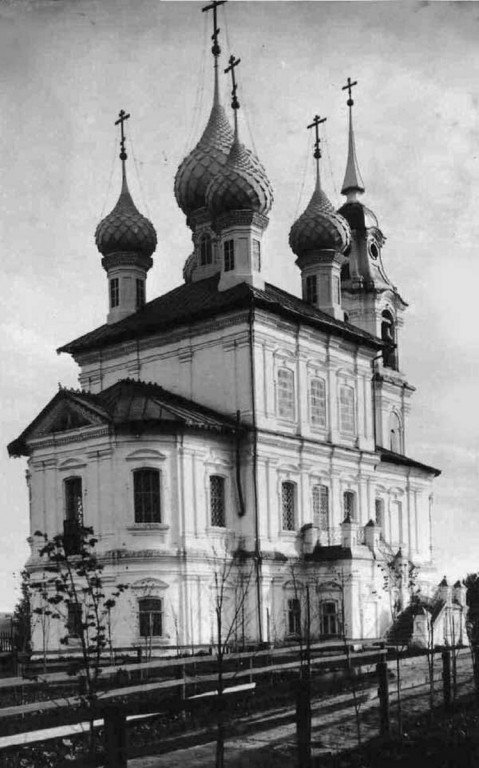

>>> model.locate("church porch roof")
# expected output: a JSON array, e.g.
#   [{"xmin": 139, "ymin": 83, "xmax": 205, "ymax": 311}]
[
  {"xmin": 58, "ymin": 275, "xmax": 384, "ymax": 358},
  {"xmin": 8, "ymin": 379, "xmax": 240, "ymax": 457}
]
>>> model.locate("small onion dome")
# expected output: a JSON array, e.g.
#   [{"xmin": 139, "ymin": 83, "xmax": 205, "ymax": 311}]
[
  {"xmin": 95, "ymin": 174, "xmax": 157, "ymax": 258},
  {"xmin": 289, "ymin": 185, "xmax": 351, "ymax": 257},
  {"xmin": 206, "ymin": 137, "xmax": 274, "ymax": 218},
  {"xmin": 174, "ymin": 102, "xmax": 234, "ymax": 217},
  {"xmin": 337, "ymin": 200, "xmax": 378, "ymax": 231}
]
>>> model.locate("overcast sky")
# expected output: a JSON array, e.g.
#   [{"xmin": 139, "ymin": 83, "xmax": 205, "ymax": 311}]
[{"xmin": 1, "ymin": 0, "xmax": 478, "ymax": 611}]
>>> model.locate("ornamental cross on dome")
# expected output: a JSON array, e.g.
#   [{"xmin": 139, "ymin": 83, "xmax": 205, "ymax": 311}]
[
  {"xmin": 225, "ymin": 54, "xmax": 241, "ymax": 111},
  {"xmin": 115, "ymin": 109, "xmax": 131, "ymax": 162},
  {"xmin": 202, "ymin": 0, "xmax": 226, "ymax": 58},
  {"xmin": 307, "ymin": 114, "xmax": 326, "ymax": 161},
  {"xmin": 342, "ymin": 76, "xmax": 358, "ymax": 107}
]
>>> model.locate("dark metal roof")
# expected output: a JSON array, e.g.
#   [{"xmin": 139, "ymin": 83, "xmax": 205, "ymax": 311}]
[
  {"xmin": 8, "ymin": 379, "xmax": 240, "ymax": 457},
  {"xmin": 58, "ymin": 275, "xmax": 383, "ymax": 356},
  {"xmin": 379, "ymin": 448, "xmax": 441, "ymax": 477}
]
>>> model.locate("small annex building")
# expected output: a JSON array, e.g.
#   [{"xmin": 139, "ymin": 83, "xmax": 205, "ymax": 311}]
[{"xmin": 9, "ymin": 11, "xmax": 450, "ymax": 656}]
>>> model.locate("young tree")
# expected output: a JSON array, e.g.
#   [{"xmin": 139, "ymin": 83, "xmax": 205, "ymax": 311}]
[
  {"xmin": 210, "ymin": 543, "xmax": 254, "ymax": 768},
  {"xmin": 288, "ymin": 562, "xmax": 313, "ymax": 768},
  {"xmin": 30, "ymin": 526, "xmax": 128, "ymax": 758}
]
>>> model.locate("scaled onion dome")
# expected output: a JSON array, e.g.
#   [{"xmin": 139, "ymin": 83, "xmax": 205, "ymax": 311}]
[
  {"xmin": 289, "ymin": 180, "xmax": 350, "ymax": 257},
  {"xmin": 206, "ymin": 135, "xmax": 274, "ymax": 217},
  {"xmin": 95, "ymin": 171, "xmax": 157, "ymax": 258},
  {"xmin": 174, "ymin": 97, "xmax": 235, "ymax": 218}
]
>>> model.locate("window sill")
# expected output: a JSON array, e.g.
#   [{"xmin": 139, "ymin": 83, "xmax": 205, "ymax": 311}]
[{"xmin": 127, "ymin": 524, "xmax": 169, "ymax": 534}]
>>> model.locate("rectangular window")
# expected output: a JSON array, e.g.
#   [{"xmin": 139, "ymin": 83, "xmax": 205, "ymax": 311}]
[
  {"xmin": 110, "ymin": 278, "xmax": 119, "ymax": 308},
  {"xmin": 277, "ymin": 368, "xmax": 295, "ymax": 420},
  {"xmin": 224, "ymin": 240, "xmax": 235, "ymax": 272},
  {"xmin": 136, "ymin": 279, "xmax": 145, "ymax": 309},
  {"xmin": 134, "ymin": 469, "xmax": 161, "ymax": 523},
  {"xmin": 64, "ymin": 477, "xmax": 83, "ymax": 522},
  {"xmin": 343, "ymin": 490, "xmax": 356, "ymax": 521},
  {"xmin": 210, "ymin": 475, "xmax": 226, "ymax": 528},
  {"xmin": 313, "ymin": 485, "xmax": 329, "ymax": 531},
  {"xmin": 320, "ymin": 601, "xmax": 339, "ymax": 637},
  {"xmin": 281, "ymin": 481, "xmax": 296, "ymax": 531},
  {"xmin": 287, "ymin": 598, "xmax": 301, "ymax": 636},
  {"xmin": 339, "ymin": 385, "xmax": 355, "ymax": 435},
  {"xmin": 252, "ymin": 239, "xmax": 261, "ymax": 271},
  {"xmin": 67, "ymin": 603, "xmax": 82, "ymax": 638},
  {"xmin": 306, "ymin": 275, "xmax": 317, "ymax": 304},
  {"xmin": 139, "ymin": 598, "xmax": 163, "ymax": 638},
  {"xmin": 310, "ymin": 378, "xmax": 326, "ymax": 428},
  {"xmin": 375, "ymin": 498, "xmax": 385, "ymax": 530},
  {"xmin": 333, "ymin": 275, "xmax": 341, "ymax": 305}
]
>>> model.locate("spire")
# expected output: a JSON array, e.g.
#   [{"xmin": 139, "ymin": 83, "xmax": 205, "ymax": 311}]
[{"xmin": 341, "ymin": 77, "xmax": 365, "ymax": 201}]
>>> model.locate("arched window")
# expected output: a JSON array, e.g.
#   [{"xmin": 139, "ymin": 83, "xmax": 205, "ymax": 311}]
[
  {"xmin": 281, "ymin": 481, "xmax": 296, "ymax": 531},
  {"xmin": 381, "ymin": 310, "xmax": 397, "ymax": 369},
  {"xmin": 139, "ymin": 598, "xmax": 163, "ymax": 638},
  {"xmin": 210, "ymin": 475, "xmax": 226, "ymax": 528},
  {"xmin": 319, "ymin": 601, "xmax": 339, "ymax": 637},
  {"xmin": 343, "ymin": 490, "xmax": 356, "ymax": 521},
  {"xmin": 134, "ymin": 469, "xmax": 161, "ymax": 523},
  {"xmin": 310, "ymin": 378, "xmax": 326, "ymax": 428},
  {"xmin": 389, "ymin": 412, "xmax": 402, "ymax": 453},
  {"xmin": 313, "ymin": 485, "xmax": 329, "ymax": 531},
  {"xmin": 200, "ymin": 234, "xmax": 213, "ymax": 266},
  {"xmin": 339, "ymin": 385, "xmax": 355, "ymax": 435},
  {"xmin": 277, "ymin": 368, "xmax": 295, "ymax": 420}
]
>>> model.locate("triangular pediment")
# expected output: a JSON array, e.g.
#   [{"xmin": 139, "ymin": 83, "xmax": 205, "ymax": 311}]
[{"xmin": 8, "ymin": 391, "xmax": 111, "ymax": 456}]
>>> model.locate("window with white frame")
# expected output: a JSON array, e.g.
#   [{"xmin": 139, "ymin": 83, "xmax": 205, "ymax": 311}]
[
  {"xmin": 343, "ymin": 490, "xmax": 356, "ymax": 520},
  {"xmin": 252, "ymin": 239, "xmax": 261, "ymax": 271},
  {"xmin": 224, "ymin": 240, "xmax": 235, "ymax": 271},
  {"xmin": 339, "ymin": 385, "xmax": 355, "ymax": 435},
  {"xmin": 313, "ymin": 485, "xmax": 329, "ymax": 531},
  {"xmin": 200, "ymin": 234, "xmax": 213, "ymax": 266},
  {"xmin": 287, "ymin": 597, "xmax": 301, "ymax": 636},
  {"xmin": 277, "ymin": 368, "xmax": 295, "ymax": 420},
  {"xmin": 319, "ymin": 601, "xmax": 339, "ymax": 637},
  {"xmin": 306, "ymin": 275, "xmax": 317, "ymax": 304},
  {"xmin": 139, "ymin": 597, "xmax": 163, "ymax": 638},
  {"xmin": 281, "ymin": 481, "xmax": 296, "ymax": 531},
  {"xmin": 310, "ymin": 378, "xmax": 327, "ymax": 428},
  {"xmin": 210, "ymin": 475, "xmax": 226, "ymax": 528},
  {"xmin": 134, "ymin": 469, "xmax": 161, "ymax": 523}
]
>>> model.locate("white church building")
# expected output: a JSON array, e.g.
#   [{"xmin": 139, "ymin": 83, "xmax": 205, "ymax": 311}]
[{"xmin": 9, "ymin": 14, "xmax": 451, "ymax": 655}]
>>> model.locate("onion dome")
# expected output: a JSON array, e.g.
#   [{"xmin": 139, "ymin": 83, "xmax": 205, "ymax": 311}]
[
  {"xmin": 206, "ymin": 136, "xmax": 274, "ymax": 217},
  {"xmin": 289, "ymin": 178, "xmax": 351, "ymax": 257},
  {"xmin": 174, "ymin": 88, "xmax": 234, "ymax": 218},
  {"xmin": 95, "ymin": 169, "xmax": 157, "ymax": 258}
]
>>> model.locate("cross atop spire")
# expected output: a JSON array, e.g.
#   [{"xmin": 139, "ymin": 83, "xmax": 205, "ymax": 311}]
[
  {"xmin": 307, "ymin": 114, "xmax": 326, "ymax": 190},
  {"xmin": 225, "ymin": 54, "xmax": 241, "ymax": 133},
  {"xmin": 202, "ymin": 0, "xmax": 226, "ymax": 58},
  {"xmin": 342, "ymin": 76, "xmax": 358, "ymax": 107},
  {"xmin": 115, "ymin": 109, "xmax": 130, "ymax": 163},
  {"xmin": 340, "ymin": 76, "xmax": 365, "ymax": 199}
]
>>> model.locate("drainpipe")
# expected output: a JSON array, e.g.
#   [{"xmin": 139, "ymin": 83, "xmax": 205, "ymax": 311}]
[{"xmin": 248, "ymin": 302, "xmax": 263, "ymax": 644}]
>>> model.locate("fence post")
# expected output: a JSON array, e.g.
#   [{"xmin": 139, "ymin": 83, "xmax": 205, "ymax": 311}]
[
  {"xmin": 377, "ymin": 658, "xmax": 390, "ymax": 735},
  {"xmin": 442, "ymin": 649, "xmax": 451, "ymax": 712},
  {"xmin": 104, "ymin": 704, "xmax": 127, "ymax": 768}
]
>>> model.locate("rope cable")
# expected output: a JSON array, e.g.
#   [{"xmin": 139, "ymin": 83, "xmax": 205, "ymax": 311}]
[
  {"xmin": 100, "ymin": 134, "xmax": 119, "ymax": 218},
  {"xmin": 293, "ymin": 129, "xmax": 312, "ymax": 220},
  {"xmin": 323, "ymin": 122, "xmax": 339, "ymax": 205},
  {"xmin": 128, "ymin": 132, "xmax": 151, "ymax": 220}
]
